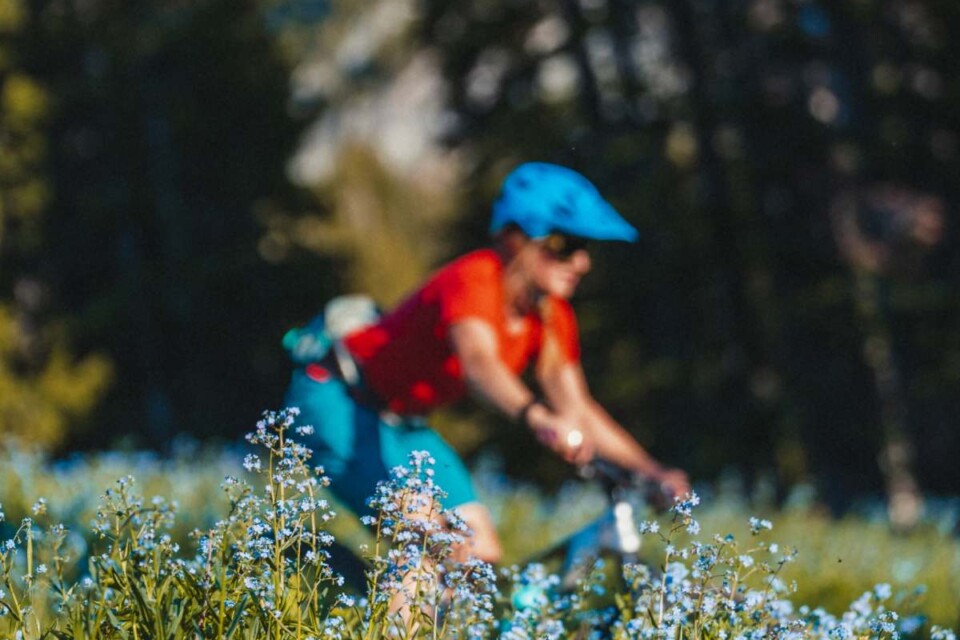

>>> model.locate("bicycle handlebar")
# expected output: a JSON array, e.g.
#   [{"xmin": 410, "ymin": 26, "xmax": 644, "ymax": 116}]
[{"xmin": 577, "ymin": 459, "xmax": 675, "ymax": 513}]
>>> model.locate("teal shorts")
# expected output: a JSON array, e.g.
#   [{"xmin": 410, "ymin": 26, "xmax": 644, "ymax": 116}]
[{"xmin": 283, "ymin": 369, "xmax": 477, "ymax": 514}]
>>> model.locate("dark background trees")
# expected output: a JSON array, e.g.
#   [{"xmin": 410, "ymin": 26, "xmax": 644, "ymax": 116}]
[
  {"xmin": 419, "ymin": 0, "xmax": 959, "ymax": 517},
  {"xmin": 2, "ymin": 0, "xmax": 958, "ymax": 516},
  {"xmin": 1, "ymin": 0, "xmax": 337, "ymax": 448}
]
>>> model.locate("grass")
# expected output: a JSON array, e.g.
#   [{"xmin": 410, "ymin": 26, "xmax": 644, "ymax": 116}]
[{"xmin": 0, "ymin": 418, "xmax": 958, "ymax": 638}]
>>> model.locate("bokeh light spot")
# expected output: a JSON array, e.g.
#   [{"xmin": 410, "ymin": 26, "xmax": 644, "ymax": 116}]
[{"xmin": 808, "ymin": 86, "xmax": 840, "ymax": 124}]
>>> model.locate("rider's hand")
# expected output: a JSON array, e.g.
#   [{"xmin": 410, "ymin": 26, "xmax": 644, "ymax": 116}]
[{"xmin": 526, "ymin": 403, "xmax": 595, "ymax": 465}]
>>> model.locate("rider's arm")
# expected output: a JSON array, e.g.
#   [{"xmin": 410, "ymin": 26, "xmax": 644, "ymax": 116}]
[
  {"xmin": 538, "ymin": 359, "xmax": 690, "ymax": 495},
  {"xmin": 448, "ymin": 318, "xmax": 592, "ymax": 463}
]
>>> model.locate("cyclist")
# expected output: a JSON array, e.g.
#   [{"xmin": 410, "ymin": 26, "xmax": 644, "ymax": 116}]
[{"xmin": 283, "ymin": 162, "xmax": 690, "ymax": 564}]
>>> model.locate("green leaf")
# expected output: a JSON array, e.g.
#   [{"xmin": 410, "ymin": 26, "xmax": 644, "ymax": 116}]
[
  {"xmin": 128, "ymin": 578, "xmax": 152, "ymax": 621},
  {"xmin": 224, "ymin": 593, "xmax": 250, "ymax": 638},
  {"xmin": 0, "ymin": 599, "xmax": 23, "ymax": 623},
  {"xmin": 105, "ymin": 607, "xmax": 131, "ymax": 639},
  {"xmin": 163, "ymin": 597, "xmax": 188, "ymax": 640}
]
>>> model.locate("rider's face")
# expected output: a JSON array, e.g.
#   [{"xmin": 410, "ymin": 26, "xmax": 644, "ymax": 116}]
[{"xmin": 526, "ymin": 233, "xmax": 592, "ymax": 299}]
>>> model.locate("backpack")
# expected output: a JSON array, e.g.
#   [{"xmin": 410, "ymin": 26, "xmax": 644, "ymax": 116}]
[{"xmin": 282, "ymin": 295, "xmax": 380, "ymax": 365}]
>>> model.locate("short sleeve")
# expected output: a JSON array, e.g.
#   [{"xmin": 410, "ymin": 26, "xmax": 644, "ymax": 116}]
[
  {"xmin": 433, "ymin": 251, "xmax": 502, "ymax": 328},
  {"xmin": 549, "ymin": 298, "xmax": 581, "ymax": 362}
]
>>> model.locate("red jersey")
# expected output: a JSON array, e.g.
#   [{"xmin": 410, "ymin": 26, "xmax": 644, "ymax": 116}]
[{"xmin": 344, "ymin": 249, "xmax": 580, "ymax": 415}]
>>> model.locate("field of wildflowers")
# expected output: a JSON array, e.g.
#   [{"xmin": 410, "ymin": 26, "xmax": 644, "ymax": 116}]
[{"xmin": 0, "ymin": 409, "xmax": 957, "ymax": 638}]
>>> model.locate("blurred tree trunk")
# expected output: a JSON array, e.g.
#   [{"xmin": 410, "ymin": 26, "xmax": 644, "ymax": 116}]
[
  {"xmin": 831, "ymin": 185, "xmax": 944, "ymax": 529},
  {"xmin": 853, "ymin": 273, "xmax": 921, "ymax": 531}
]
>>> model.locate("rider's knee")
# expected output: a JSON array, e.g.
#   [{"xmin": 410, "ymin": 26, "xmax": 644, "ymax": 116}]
[
  {"xmin": 450, "ymin": 531, "xmax": 502, "ymax": 564},
  {"xmin": 468, "ymin": 536, "xmax": 503, "ymax": 565},
  {"xmin": 452, "ymin": 502, "xmax": 502, "ymax": 564}
]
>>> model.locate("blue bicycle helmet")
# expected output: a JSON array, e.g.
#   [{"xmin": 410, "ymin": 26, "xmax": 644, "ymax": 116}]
[{"xmin": 489, "ymin": 162, "xmax": 638, "ymax": 242}]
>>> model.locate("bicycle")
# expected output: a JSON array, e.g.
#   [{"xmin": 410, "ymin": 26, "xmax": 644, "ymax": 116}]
[{"xmin": 509, "ymin": 459, "xmax": 675, "ymax": 608}]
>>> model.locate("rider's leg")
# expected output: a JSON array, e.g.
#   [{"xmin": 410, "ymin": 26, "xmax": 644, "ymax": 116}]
[
  {"xmin": 379, "ymin": 420, "xmax": 501, "ymax": 631},
  {"xmin": 285, "ymin": 377, "xmax": 499, "ymax": 621},
  {"xmin": 379, "ymin": 421, "xmax": 501, "ymax": 561},
  {"xmin": 452, "ymin": 502, "xmax": 502, "ymax": 564},
  {"xmin": 384, "ymin": 495, "xmax": 500, "ymax": 633},
  {"xmin": 286, "ymin": 370, "xmax": 497, "ymax": 561}
]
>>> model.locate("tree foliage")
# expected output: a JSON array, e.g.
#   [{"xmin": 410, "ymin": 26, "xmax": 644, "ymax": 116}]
[
  {"xmin": 419, "ymin": 0, "xmax": 960, "ymax": 501},
  {"xmin": 2, "ymin": 0, "xmax": 336, "ymax": 447},
  {"xmin": 0, "ymin": 0, "xmax": 112, "ymax": 448},
  {"xmin": 1, "ymin": 0, "xmax": 959, "ymax": 509}
]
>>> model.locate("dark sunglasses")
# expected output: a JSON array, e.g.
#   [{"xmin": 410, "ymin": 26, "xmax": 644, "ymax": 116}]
[{"xmin": 539, "ymin": 233, "xmax": 590, "ymax": 261}]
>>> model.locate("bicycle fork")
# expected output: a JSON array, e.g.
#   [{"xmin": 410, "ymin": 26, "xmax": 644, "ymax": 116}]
[{"xmin": 560, "ymin": 490, "xmax": 642, "ymax": 589}]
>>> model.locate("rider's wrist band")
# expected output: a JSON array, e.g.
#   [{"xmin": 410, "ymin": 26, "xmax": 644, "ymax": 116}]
[{"xmin": 516, "ymin": 398, "xmax": 544, "ymax": 428}]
